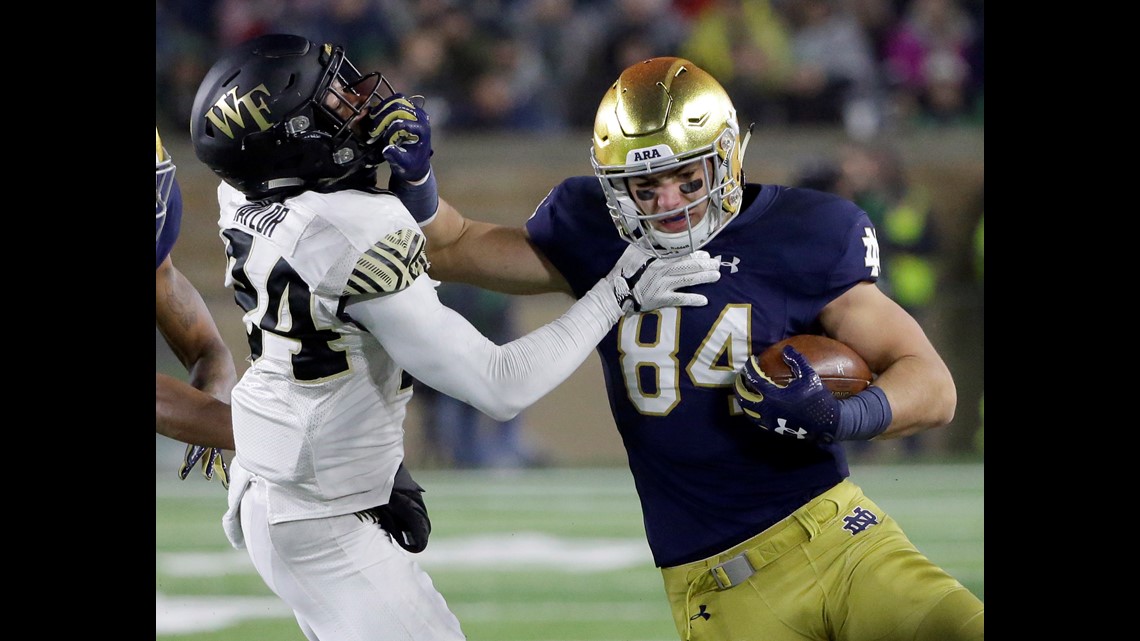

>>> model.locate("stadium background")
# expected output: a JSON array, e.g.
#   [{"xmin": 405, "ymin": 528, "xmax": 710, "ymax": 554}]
[{"xmin": 157, "ymin": 4, "xmax": 982, "ymax": 636}]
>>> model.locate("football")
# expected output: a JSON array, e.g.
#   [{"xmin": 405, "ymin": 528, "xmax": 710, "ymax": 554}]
[{"xmin": 757, "ymin": 335, "xmax": 873, "ymax": 399}]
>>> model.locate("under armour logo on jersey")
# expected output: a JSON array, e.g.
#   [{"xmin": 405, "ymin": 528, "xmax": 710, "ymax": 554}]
[
  {"xmin": 862, "ymin": 227, "xmax": 881, "ymax": 277},
  {"xmin": 842, "ymin": 506, "xmax": 879, "ymax": 535},
  {"xmin": 773, "ymin": 418, "xmax": 807, "ymax": 439},
  {"xmin": 689, "ymin": 605, "xmax": 711, "ymax": 621},
  {"xmin": 714, "ymin": 255, "xmax": 740, "ymax": 273}
]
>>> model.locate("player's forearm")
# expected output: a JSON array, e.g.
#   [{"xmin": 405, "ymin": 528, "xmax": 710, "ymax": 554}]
[
  {"xmin": 856, "ymin": 317, "xmax": 957, "ymax": 439},
  {"xmin": 424, "ymin": 198, "xmax": 570, "ymax": 295},
  {"xmin": 448, "ymin": 278, "xmax": 620, "ymax": 420},
  {"xmin": 871, "ymin": 355, "xmax": 956, "ymax": 439},
  {"xmin": 185, "ymin": 337, "xmax": 238, "ymax": 403},
  {"xmin": 822, "ymin": 283, "xmax": 955, "ymax": 440},
  {"xmin": 159, "ymin": 266, "xmax": 238, "ymax": 402},
  {"xmin": 347, "ymin": 275, "xmax": 616, "ymax": 422},
  {"xmin": 156, "ymin": 373, "xmax": 235, "ymax": 449}
]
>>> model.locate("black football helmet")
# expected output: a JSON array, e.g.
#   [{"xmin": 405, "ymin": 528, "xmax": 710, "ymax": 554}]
[{"xmin": 191, "ymin": 33, "xmax": 395, "ymax": 200}]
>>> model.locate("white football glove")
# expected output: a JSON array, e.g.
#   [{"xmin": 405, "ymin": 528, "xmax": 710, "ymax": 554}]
[{"xmin": 606, "ymin": 244, "xmax": 721, "ymax": 314}]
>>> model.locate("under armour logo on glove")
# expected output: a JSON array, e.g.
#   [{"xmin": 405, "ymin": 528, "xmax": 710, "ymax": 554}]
[
  {"xmin": 772, "ymin": 418, "xmax": 808, "ymax": 440},
  {"xmin": 733, "ymin": 346, "xmax": 840, "ymax": 442}
]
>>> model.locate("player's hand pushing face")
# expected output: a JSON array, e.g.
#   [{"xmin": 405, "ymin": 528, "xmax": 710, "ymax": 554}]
[
  {"xmin": 607, "ymin": 244, "xmax": 721, "ymax": 314},
  {"xmin": 366, "ymin": 94, "xmax": 432, "ymax": 183}
]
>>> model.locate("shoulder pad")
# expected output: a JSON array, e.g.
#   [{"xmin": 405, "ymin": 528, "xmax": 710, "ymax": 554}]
[{"xmin": 344, "ymin": 228, "xmax": 429, "ymax": 296}]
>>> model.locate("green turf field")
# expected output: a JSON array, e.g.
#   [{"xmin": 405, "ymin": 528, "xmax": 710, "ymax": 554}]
[{"xmin": 156, "ymin": 463, "xmax": 983, "ymax": 640}]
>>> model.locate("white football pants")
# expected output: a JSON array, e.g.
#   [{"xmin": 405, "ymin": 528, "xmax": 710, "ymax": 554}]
[{"xmin": 239, "ymin": 477, "xmax": 466, "ymax": 641}]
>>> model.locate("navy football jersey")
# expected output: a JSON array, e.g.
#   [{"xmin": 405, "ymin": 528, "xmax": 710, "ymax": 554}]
[
  {"xmin": 526, "ymin": 177, "xmax": 881, "ymax": 567},
  {"xmin": 157, "ymin": 176, "xmax": 183, "ymax": 269}
]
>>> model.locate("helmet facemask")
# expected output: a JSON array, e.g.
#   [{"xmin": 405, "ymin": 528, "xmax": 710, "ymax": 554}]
[
  {"xmin": 593, "ymin": 127, "xmax": 744, "ymax": 257},
  {"xmin": 305, "ymin": 52, "xmax": 396, "ymax": 168}
]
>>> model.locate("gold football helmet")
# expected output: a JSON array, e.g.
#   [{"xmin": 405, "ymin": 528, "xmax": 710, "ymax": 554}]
[
  {"xmin": 156, "ymin": 127, "xmax": 176, "ymax": 242},
  {"xmin": 592, "ymin": 57, "xmax": 750, "ymax": 257}
]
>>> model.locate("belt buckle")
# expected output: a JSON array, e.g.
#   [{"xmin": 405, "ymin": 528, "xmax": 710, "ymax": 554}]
[{"xmin": 711, "ymin": 552, "xmax": 755, "ymax": 590}]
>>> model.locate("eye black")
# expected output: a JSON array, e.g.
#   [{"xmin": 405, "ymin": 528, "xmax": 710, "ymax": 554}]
[{"xmin": 680, "ymin": 179, "xmax": 703, "ymax": 195}]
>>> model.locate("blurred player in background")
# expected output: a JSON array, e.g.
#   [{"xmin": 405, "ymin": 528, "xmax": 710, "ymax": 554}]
[
  {"xmin": 156, "ymin": 126, "xmax": 236, "ymax": 484},
  {"xmin": 189, "ymin": 34, "xmax": 720, "ymax": 641},
  {"xmin": 387, "ymin": 57, "xmax": 983, "ymax": 640}
]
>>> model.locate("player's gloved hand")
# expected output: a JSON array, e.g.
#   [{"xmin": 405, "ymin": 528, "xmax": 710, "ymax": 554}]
[
  {"xmin": 361, "ymin": 463, "xmax": 431, "ymax": 553},
  {"xmin": 735, "ymin": 346, "xmax": 894, "ymax": 443},
  {"xmin": 606, "ymin": 244, "xmax": 721, "ymax": 314},
  {"xmin": 365, "ymin": 93, "xmax": 432, "ymax": 183},
  {"xmin": 734, "ymin": 345, "xmax": 842, "ymax": 442},
  {"xmin": 178, "ymin": 444, "xmax": 230, "ymax": 489}
]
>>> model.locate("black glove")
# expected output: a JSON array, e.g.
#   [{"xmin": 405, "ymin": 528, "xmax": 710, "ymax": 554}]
[{"xmin": 357, "ymin": 463, "xmax": 431, "ymax": 553}]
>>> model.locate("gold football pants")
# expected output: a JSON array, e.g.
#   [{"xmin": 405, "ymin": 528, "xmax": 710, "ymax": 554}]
[{"xmin": 662, "ymin": 479, "xmax": 983, "ymax": 640}]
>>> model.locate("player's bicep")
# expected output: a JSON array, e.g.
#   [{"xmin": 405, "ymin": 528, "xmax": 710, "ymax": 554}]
[
  {"xmin": 337, "ymin": 225, "xmax": 473, "ymax": 374},
  {"xmin": 819, "ymin": 282, "xmax": 932, "ymax": 374},
  {"xmin": 820, "ymin": 280, "xmax": 956, "ymax": 435},
  {"xmin": 341, "ymin": 228, "xmax": 430, "ymax": 297},
  {"xmin": 344, "ymin": 276, "xmax": 499, "ymax": 397}
]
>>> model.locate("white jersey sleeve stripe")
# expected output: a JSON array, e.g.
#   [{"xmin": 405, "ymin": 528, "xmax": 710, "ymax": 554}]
[{"xmin": 345, "ymin": 229, "xmax": 430, "ymax": 296}]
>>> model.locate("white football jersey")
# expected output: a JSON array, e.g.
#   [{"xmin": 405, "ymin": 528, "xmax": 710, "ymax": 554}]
[
  {"xmin": 217, "ymin": 180, "xmax": 627, "ymax": 529},
  {"xmin": 218, "ymin": 182, "xmax": 427, "ymax": 524}
]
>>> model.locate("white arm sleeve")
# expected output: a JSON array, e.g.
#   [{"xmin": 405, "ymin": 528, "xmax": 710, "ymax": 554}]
[{"xmin": 345, "ymin": 274, "xmax": 621, "ymax": 421}]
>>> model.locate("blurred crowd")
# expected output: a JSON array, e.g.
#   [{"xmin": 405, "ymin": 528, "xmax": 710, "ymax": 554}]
[{"xmin": 156, "ymin": 0, "xmax": 984, "ymax": 139}]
